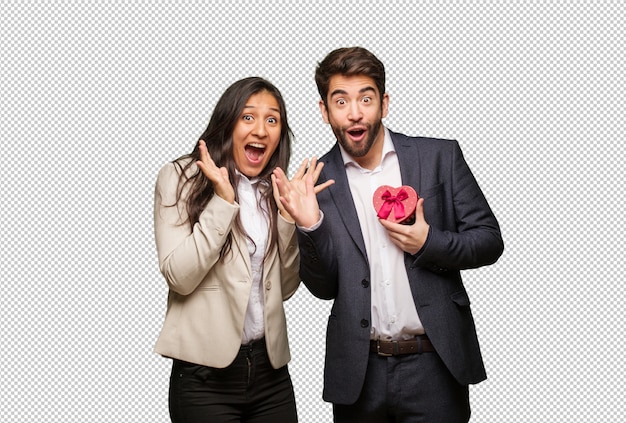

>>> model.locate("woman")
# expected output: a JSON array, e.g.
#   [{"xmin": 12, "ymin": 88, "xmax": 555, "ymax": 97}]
[{"xmin": 153, "ymin": 77, "xmax": 329, "ymax": 422}]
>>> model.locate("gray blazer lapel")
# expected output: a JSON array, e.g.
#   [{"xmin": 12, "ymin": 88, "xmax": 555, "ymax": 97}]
[
  {"xmin": 322, "ymin": 146, "xmax": 368, "ymax": 260},
  {"xmin": 392, "ymin": 131, "xmax": 421, "ymax": 193}
]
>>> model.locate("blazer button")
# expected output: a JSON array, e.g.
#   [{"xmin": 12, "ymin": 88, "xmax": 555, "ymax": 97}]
[
  {"xmin": 361, "ymin": 278, "xmax": 370, "ymax": 288},
  {"xmin": 360, "ymin": 319, "xmax": 369, "ymax": 328},
  {"xmin": 265, "ymin": 280, "xmax": 272, "ymax": 290}
]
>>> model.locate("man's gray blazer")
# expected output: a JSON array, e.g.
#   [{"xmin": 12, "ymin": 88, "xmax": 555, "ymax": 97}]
[{"xmin": 297, "ymin": 129, "xmax": 504, "ymax": 405}]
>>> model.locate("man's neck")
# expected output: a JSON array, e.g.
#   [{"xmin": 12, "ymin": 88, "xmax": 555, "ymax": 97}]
[{"xmin": 353, "ymin": 127, "xmax": 386, "ymax": 170}]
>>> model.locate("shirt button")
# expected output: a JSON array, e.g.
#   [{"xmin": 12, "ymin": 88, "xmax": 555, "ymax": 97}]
[
  {"xmin": 360, "ymin": 319, "xmax": 369, "ymax": 328},
  {"xmin": 265, "ymin": 281, "xmax": 272, "ymax": 290}
]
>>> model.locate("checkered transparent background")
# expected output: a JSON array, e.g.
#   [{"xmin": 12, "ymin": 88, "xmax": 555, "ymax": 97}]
[{"xmin": 1, "ymin": 1, "xmax": 624, "ymax": 422}]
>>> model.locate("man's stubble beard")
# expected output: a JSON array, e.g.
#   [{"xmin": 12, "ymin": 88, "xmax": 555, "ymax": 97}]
[{"xmin": 331, "ymin": 118, "xmax": 383, "ymax": 158}]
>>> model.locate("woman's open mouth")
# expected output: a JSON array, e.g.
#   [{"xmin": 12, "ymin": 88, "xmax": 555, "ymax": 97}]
[{"xmin": 245, "ymin": 143, "xmax": 266, "ymax": 164}]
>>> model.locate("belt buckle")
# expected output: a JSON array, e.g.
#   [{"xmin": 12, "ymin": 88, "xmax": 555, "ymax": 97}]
[{"xmin": 376, "ymin": 339, "xmax": 394, "ymax": 357}]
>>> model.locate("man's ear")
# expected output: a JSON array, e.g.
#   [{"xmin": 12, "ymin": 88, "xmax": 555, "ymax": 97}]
[
  {"xmin": 381, "ymin": 93, "xmax": 390, "ymax": 119},
  {"xmin": 319, "ymin": 100, "xmax": 330, "ymax": 124}
]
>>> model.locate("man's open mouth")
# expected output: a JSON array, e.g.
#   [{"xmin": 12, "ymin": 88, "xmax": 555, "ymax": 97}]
[{"xmin": 347, "ymin": 128, "xmax": 366, "ymax": 139}]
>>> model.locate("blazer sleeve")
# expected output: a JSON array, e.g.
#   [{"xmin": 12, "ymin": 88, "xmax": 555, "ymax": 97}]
[
  {"xmin": 276, "ymin": 213, "xmax": 300, "ymax": 300},
  {"xmin": 412, "ymin": 140, "xmax": 503, "ymax": 272},
  {"xmin": 296, "ymin": 212, "xmax": 341, "ymax": 300},
  {"xmin": 154, "ymin": 162, "xmax": 240, "ymax": 295}
]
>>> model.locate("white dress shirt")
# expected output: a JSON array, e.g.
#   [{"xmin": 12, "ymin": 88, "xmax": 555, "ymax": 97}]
[
  {"xmin": 236, "ymin": 174, "xmax": 269, "ymax": 344},
  {"xmin": 339, "ymin": 128, "xmax": 425, "ymax": 340}
]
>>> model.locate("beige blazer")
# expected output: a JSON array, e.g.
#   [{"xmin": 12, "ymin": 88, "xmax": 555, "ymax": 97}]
[{"xmin": 153, "ymin": 162, "xmax": 300, "ymax": 369}]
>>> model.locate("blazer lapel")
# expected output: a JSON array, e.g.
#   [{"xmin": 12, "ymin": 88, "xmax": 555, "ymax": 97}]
[
  {"xmin": 391, "ymin": 131, "xmax": 422, "ymax": 193},
  {"xmin": 321, "ymin": 145, "xmax": 368, "ymax": 260},
  {"xmin": 232, "ymin": 231, "xmax": 252, "ymax": 278}
]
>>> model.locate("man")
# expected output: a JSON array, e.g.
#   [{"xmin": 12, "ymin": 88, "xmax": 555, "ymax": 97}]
[{"xmin": 273, "ymin": 47, "xmax": 504, "ymax": 422}]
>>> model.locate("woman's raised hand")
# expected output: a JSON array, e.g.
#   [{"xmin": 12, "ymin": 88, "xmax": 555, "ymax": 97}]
[
  {"xmin": 272, "ymin": 157, "xmax": 335, "ymax": 227},
  {"xmin": 196, "ymin": 140, "xmax": 235, "ymax": 204}
]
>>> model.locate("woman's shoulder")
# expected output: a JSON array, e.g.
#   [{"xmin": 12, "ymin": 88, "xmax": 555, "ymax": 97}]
[
  {"xmin": 155, "ymin": 158, "xmax": 199, "ymax": 201},
  {"xmin": 157, "ymin": 157, "xmax": 197, "ymax": 180}
]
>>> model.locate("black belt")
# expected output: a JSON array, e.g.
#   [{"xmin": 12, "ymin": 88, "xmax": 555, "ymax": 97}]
[{"xmin": 370, "ymin": 335, "xmax": 434, "ymax": 356}]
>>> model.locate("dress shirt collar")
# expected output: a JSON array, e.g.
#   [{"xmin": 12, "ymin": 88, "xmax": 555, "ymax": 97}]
[
  {"xmin": 339, "ymin": 127, "xmax": 395, "ymax": 172},
  {"xmin": 235, "ymin": 169, "xmax": 260, "ymax": 185},
  {"xmin": 235, "ymin": 170, "xmax": 270, "ymax": 193}
]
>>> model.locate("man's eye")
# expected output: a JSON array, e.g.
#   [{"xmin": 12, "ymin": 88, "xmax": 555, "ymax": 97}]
[
  {"xmin": 362, "ymin": 97, "xmax": 371, "ymax": 103},
  {"xmin": 336, "ymin": 99, "xmax": 346, "ymax": 105}
]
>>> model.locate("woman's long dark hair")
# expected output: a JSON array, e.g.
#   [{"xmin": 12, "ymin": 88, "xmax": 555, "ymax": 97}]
[{"xmin": 171, "ymin": 77, "xmax": 292, "ymax": 260}]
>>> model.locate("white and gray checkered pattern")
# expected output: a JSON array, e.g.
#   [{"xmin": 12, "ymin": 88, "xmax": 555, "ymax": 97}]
[{"xmin": 1, "ymin": 1, "xmax": 624, "ymax": 422}]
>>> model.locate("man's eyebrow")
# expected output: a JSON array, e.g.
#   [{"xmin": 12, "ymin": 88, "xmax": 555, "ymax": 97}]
[
  {"xmin": 329, "ymin": 86, "xmax": 377, "ymax": 97},
  {"xmin": 329, "ymin": 89, "xmax": 348, "ymax": 98}
]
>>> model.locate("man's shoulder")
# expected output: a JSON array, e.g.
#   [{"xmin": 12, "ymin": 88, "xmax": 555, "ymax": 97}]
[
  {"xmin": 319, "ymin": 143, "xmax": 341, "ymax": 162},
  {"xmin": 389, "ymin": 129, "xmax": 457, "ymax": 147}
]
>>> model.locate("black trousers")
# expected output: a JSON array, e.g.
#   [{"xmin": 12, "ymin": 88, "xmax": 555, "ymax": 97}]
[
  {"xmin": 333, "ymin": 350, "xmax": 470, "ymax": 423},
  {"xmin": 169, "ymin": 339, "xmax": 297, "ymax": 423}
]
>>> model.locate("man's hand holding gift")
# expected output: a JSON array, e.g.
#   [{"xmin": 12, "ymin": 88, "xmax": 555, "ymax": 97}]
[{"xmin": 373, "ymin": 185, "xmax": 429, "ymax": 255}]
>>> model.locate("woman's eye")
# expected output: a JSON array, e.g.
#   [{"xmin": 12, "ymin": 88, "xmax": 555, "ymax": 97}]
[
  {"xmin": 267, "ymin": 117, "xmax": 277, "ymax": 124},
  {"xmin": 243, "ymin": 115, "xmax": 253, "ymax": 121}
]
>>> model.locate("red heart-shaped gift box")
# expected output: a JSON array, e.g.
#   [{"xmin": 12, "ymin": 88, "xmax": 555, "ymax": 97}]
[{"xmin": 372, "ymin": 185, "xmax": 418, "ymax": 224}]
